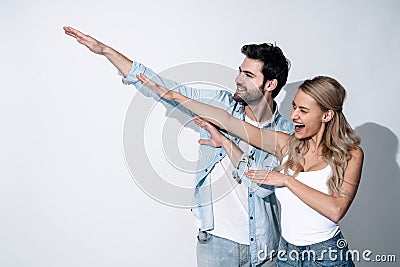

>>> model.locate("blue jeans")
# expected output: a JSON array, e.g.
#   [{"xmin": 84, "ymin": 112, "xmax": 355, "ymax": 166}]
[
  {"xmin": 197, "ymin": 230, "xmax": 277, "ymax": 267},
  {"xmin": 277, "ymin": 232, "xmax": 355, "ymax": 267}
]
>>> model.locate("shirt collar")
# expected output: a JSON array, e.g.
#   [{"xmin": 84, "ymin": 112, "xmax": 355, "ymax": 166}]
[{"xmin": 235, "ymin": 101, "xmax": 282, "ymax": 128}]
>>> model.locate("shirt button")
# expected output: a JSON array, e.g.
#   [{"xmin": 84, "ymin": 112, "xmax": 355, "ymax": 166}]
[
  {"xmin": 249, "ymin": 194, "xmax": 253, "ymax": 197},
  {"xmin": 219, "ymin": 153, "xmax": 223, "ymax": 156},
  {"xmin": 205, "ymin": 169, "xmax": 208, "ymax": 172},
  {"xmin": 250, "ymin": 216, "xmax": 253, "ymax": 220},
  {"xmin": 250, "ymin": 238, "xmax": 254, "ymax": 241}
]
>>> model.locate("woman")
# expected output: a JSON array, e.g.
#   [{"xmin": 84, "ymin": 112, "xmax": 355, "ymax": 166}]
[{"xmin": 137, "ymin": 73, "xmax": 363, "ymax": 266}]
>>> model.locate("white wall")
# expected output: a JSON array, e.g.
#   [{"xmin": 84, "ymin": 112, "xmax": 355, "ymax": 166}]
[{"xmin": 1, "ymin": 0, "xmax": 399, "ymax": 266}]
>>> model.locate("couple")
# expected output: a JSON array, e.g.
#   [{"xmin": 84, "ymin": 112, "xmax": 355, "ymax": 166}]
[{"xmin": 64, "ymin": 26, "xmax": 363, "ymax": 267}]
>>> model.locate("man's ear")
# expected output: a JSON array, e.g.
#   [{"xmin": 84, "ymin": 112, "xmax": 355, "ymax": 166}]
[
  {"xmin": 264, "ymin": 79, "xmax": 278, "ymax": 94},
  {"xmin": 322, "ymin": 110, "xmax": 334, "ymax": 122}
]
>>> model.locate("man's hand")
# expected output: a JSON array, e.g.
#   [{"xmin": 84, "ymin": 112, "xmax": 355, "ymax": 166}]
[
  {"xmin": 63, "ymin": 26, "xmax": 132, "ymax": 77},
  {"xmin": 195, "ymin": 116, "xmax": 245, "ymax": 168},
  {"xmin": 63, "ymin": 26, "xmax": 106, "ymax": 55},
  {"xmin": 194, "ymin": 117, "xmax": 228, "ymax": 148}
]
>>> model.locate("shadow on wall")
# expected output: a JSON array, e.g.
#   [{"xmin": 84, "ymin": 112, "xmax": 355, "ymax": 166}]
[{"xmin": 340, "ymin": 123, "xmax": 400, "ymax": 266}]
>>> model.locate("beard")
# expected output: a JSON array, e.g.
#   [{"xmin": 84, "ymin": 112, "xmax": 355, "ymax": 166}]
[
  {"xmin": 233, "ymin": 92, "xmax": 245, "ymax": 103},
  {"xmin": 233, "ymin": 85, "xmax": 266, "ymax": 105}
]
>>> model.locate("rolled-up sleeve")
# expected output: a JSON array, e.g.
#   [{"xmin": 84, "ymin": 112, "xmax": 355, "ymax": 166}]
[{"xmin": 121, "ymin": 61, "xmax": 182, "ymax": 98}]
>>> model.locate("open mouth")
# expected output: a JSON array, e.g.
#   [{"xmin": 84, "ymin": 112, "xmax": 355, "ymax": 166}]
[{"xmin": 294, "ymin": 122, "xmax": 305, "ymax": 131}]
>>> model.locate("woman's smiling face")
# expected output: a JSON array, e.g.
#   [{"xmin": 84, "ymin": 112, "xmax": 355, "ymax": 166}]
[{"xmin": 291, "ymin": 89, "xmax": 327, "ymax": 140}]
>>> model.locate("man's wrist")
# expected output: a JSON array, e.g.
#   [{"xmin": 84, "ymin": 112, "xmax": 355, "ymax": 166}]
[
  {"xmin": 221, "ymin": 137, "xmax": 232, "ymax": 150},
  {"xmin": 101, "ymin": 45, "xmax": 112, "ymax": 56}
]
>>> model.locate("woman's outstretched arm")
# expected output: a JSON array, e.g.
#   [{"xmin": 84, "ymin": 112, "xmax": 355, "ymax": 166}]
[{"xmin": 137, "ymin": 73, "xmax": 290, "ymax": 157}]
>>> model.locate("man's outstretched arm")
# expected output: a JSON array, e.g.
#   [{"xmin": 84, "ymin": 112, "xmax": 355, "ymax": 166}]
[
  {"xmin": 64, "ymin": 26, "xmax": 230, "ymax": 117},
  {"xmin": 63, "ymin": 26, "xmax": 132, "ymax": 77}
]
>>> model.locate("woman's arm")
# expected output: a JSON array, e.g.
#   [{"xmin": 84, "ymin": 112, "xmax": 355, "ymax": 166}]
[
  {"xmin": 247, "ymin": 147, "xmax": 364, "ymax": 223},
  {"xmin": 137, "ymin": 74, "xmax": 290, "ymax": 156}
]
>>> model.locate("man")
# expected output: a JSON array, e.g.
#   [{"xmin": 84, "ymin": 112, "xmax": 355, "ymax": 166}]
[{"xmin": 64, "ymin": 26, "xmax": 293, "ymax": 266}]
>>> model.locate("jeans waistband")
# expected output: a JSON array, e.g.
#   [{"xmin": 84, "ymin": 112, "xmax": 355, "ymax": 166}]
[{"xmin": 281, "ymin": 231, "xmax": 345, "ymax": 252}]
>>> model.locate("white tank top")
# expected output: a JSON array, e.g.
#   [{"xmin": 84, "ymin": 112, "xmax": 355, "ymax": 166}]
[{"xmin": 275, "ymin": 161, "xmax": 340, "ymax": 246}]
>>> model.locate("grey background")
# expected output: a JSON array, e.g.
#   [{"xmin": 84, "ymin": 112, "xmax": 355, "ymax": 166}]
[{"xmin": 1, "ymin": 0, "xmax": 399, "ymax": 266}]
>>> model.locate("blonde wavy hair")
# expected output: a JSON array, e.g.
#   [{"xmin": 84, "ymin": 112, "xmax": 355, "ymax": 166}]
[{"xmin": 275, "ymin": 76, "xmax": 360, "ymax": 195}]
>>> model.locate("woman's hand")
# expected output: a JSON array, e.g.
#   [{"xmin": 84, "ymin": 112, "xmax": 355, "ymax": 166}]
[
  {"xmin": 246, "ymin": 170, "xmax": 292, "ymax": 187},
  {"xmin": 137, "ymin": 73, "xmax": 175, "ymax": 100}
]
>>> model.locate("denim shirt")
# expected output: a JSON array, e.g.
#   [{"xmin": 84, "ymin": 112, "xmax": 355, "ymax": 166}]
[{"xmin": 122, "ymin": 61, "xmax": 294, "ymax": 265}]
